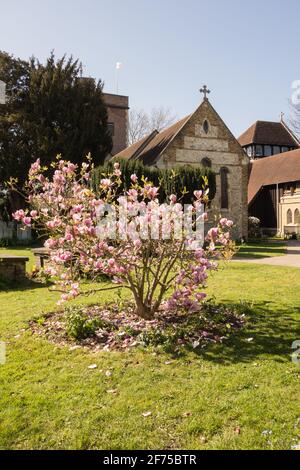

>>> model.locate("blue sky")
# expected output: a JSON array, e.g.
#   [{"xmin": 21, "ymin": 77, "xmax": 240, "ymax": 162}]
[{"xmin": 1, "ymin": 0, "xmax": 299, "ymax": 136}]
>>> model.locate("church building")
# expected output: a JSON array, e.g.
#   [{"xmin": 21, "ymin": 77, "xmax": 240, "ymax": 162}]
[
  {"xmin": 114, "ymin": 87, "xmax": 249, "ymax": 239},
  {"xmin": 113, "ymin": 87, "xmax": 300, "ymax": 239}
]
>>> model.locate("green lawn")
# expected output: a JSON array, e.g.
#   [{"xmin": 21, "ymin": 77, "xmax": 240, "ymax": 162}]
[
  {"xmin": 234, "ymin": 242, "xmax": 287, "ymax": 259},
  {"xmin": 0, "ymin": 251, "xmax": 299, "ymax": 450}
]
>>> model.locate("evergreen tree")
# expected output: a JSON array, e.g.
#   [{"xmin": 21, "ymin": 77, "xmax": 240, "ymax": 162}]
[
  {"xmin": 0, "ymin": 51, "xmax": 30, "ymax": 183},
  {"xmin": 0, "ymin": 51, "xmax": 112, "ymax": 187}
]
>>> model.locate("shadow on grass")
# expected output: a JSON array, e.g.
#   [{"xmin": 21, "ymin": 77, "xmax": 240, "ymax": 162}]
[
  {"xmin": 3, "ymin": 275, "xmax": 298, "ymax": 366},
  {"xmin": 0, "ymin": 277, "xmax": 53, "ymax": 292},
  {"xmin": 235, "ymin": 247, "xmax": 287, "ymax": 259},
  {"xmin": 198, "ymin": 301, "xmax": 300, "ymax": 365}
]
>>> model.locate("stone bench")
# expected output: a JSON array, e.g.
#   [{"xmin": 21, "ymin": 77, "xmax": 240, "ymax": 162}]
[
  {"xmin": 0, "ymin": 255, "xmax": 29, "ymax": 281},
  {"xmin": 32, "ymin": 248, "xmax": 50, "ymax": 269}
]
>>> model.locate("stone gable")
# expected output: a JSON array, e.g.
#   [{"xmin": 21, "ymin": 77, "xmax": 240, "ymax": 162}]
[{"xmin": 155, "ymin": 100, "xmax": 249, "ymax": 238}]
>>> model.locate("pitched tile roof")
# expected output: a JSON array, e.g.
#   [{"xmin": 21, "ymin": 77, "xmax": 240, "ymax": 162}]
[
  {"xmin": 114, "ymin": 115, "xmax": 191, "ymax": 164},
  {"xmin": 248, "ymin": 148, "xmax": 300, "ymax": 204},
  {"xmin": 238, "ymin": 120, "xmax": 300, "ymax": 147},
  {"xmin": 115, "ymin": 131, "xmax": 159, "ymax": 161}
]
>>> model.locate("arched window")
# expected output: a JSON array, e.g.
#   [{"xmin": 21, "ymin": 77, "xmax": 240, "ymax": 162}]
[
  {"xmin": 220, "ymin": 167, "xmax": 229, "ymax": 209},
  {"xmin": 203, "ymin": 120, "xmax": 209, "ymax": 134},
  {"xmin": 287, "ymin": 209, "xmax": 293, "ymax": 225},
  {"xmin": 201, "ymin": 157, "xmax": 211, "ymax": 168},
  {"xmin": 295, "ymin": 209, "xmax": 300, "ymax": 224}
]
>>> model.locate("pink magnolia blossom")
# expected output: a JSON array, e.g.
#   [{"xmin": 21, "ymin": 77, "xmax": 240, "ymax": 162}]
[
  {"xmin": 130, "ymin": 174, "xmax": 138, "ymax": 183},
  {"xmin": 220, "ymin": 218, "xmax": 233, "ymax": 228},
  {"xmin": 13, "ymin": 209, "xmax": 25, "ymax": 221},
  {"xmin": 207, "ymin": 227, "xmax": 219, "ymax": 239},
  {"xmin": 29, "ymin": 158, "xmax": 41, "ymax": 176},
  {"xmin": 46, "ymin": 218, "xmax": 61, "ymax": 230},
  {"xmin": 23, "ymin": 217, "xmax": 31, "ymax": 226},
  {"xmin": 14, "ymin": 158, "xmax": 235, "ymax": 317},
  {"xmin": 44, "ymin": 238, "xmax": 58, "ymax": 249},
  {"xmin": 194, "ymin": 190, "xmax": 203, "ymax": 200},
  {"xmin": 100, "ymin": 178, "xmax": 112, "ymax": 189}
]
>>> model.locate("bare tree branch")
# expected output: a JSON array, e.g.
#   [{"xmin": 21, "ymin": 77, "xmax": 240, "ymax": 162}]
[
  {"xmin": 128, "ymin": 109, "xmax": 149, "ymax": 146},
  {"xmin": 288, "ymin": 99, "xmax": 300, "ymax": 138},
  {"xmin": 128, "ymin": 107, "xmax": 177, "ymax": 145},
  {"xmin": 148, "ymin": 107, "xmax": 177, "ymax": 133}
]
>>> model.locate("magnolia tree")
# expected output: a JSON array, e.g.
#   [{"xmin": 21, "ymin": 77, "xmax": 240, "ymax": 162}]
[{"xmin": 13, "ymin": 158, "xmax": 234, "ymax": 320}]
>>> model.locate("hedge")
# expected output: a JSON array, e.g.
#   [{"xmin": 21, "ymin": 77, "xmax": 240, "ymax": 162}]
[{"xmin": 92, "ymin": 158, "xmax": 216, "ymax": 205}]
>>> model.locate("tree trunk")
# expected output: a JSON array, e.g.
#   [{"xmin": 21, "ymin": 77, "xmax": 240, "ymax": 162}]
[{"xmin": 135, "ymin": 300, "xmax": 155, "ymax": 320}]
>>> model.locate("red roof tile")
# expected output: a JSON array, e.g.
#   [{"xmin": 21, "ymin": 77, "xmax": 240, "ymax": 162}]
[
  {"xmin": 238, "ymin": 120, "xmax": 299, "ymax": 147},
  {"xmin": 113, "ymin": 133, "xmax": 157, "ymax": 161},
  {"xmin": 114, "ymin": 115, "xmax": 191, "ymax": 164},
  {"xmin": 248, "ymin": 148, "xmax": 300, "ymax": 203}
]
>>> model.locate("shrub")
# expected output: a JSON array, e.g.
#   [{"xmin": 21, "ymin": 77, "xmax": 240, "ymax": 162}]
[
  {"xmin": 248, "ymin": 216, "xmax": 261, "ymax": 238},
  {"xmin": 66, "ymin": 308, "xmax": 112, "ymax": 340},
  {"xmin": 92, "ymin": 158, "xmax": 216, "ymax": 205},
  {"xmin": 0, "ymin": 237, "xmax": 12, "ymax": 247},
  {"xmin": 137, "ymin": 301, "xmax": 247, "ymax": 353},
  {"xmin": 12, "ymin": 158, "xmax": 234, "ymax": 320}
]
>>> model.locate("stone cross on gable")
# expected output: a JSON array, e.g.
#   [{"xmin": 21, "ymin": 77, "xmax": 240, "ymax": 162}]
[
  {"xmin": 0, "ymin": 81, "xmax": 6, "ymax": 104},
  {"xmin": 200, "ymin": 85, "xmax": 210, "ymax": 100}
]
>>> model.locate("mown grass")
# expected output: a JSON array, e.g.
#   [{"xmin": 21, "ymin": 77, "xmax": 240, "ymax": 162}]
[
  {"xmin": 0, "ymin": 250, "xmax": 299, "ymax": 450},
  {"xmin": 234, "ymin": 242, "xmax": 286, "ymax": 259}
]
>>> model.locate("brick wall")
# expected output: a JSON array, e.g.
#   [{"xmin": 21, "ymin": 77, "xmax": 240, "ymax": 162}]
[{"xmin": 103, "ymin": 93, "xmax": 129, "ymax": 156}]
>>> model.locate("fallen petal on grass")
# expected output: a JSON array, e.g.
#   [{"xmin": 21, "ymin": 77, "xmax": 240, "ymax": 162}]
[{"xmin": 182, "ymin": 412, "xmax": 192, "ymax": 418}]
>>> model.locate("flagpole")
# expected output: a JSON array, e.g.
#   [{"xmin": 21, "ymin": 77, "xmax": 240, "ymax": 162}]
[{"xmin": 115, "ymin": 62, "xmax": 122, "ymax": 95}]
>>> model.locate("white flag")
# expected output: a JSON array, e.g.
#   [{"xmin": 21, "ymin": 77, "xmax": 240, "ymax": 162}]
[
  {"xmin": 116, "ymin": 62, "xmax": 123, "ymax": 70},
  {"xmin": 0, "ymin": 80, "xmax": 6, "ymax": 104}
]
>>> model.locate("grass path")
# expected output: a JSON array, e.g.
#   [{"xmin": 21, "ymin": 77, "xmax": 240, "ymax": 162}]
[{"xmin": 0, "ymin": 260, "xmax": 300, "ymax": 450}]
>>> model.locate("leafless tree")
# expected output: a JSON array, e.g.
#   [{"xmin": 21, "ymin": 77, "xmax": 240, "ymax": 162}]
[
  {"xmin": 128, "ymin": 109, "xmax": 150, "ymax": 146},
  {"xmin": 148, "ymin": 107, "xmax": 177, "ymax": 133},
  {"xmin": 128, "ymin": 107, "xmax": 176, "ymax": 145},
  {"xmin": 288, "ymin": 100, "xmax": 300, "ymax": 138}
]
